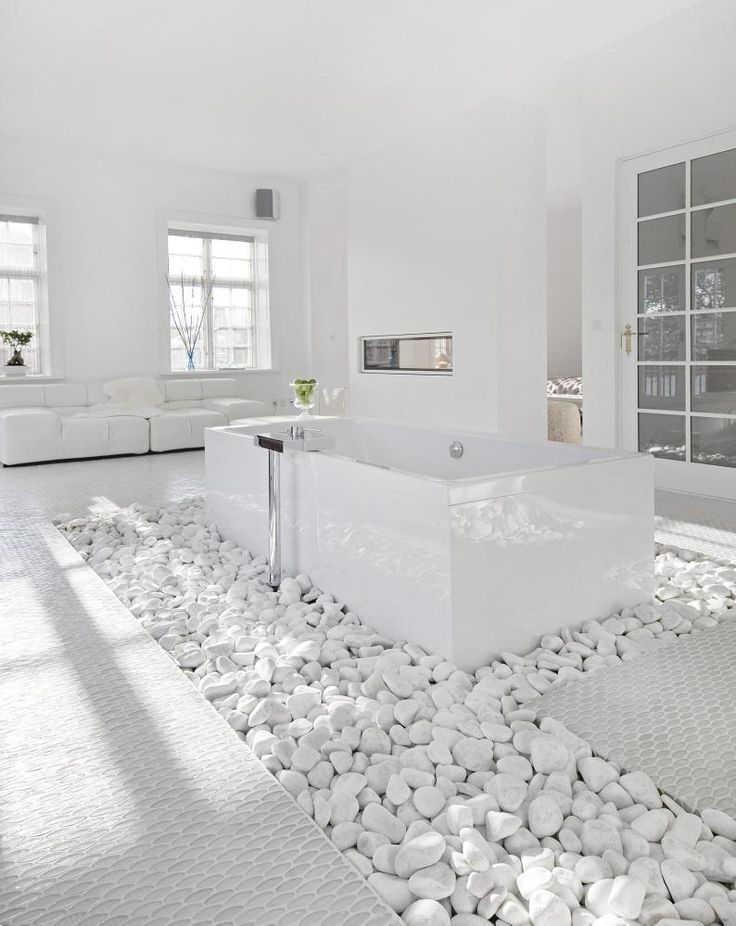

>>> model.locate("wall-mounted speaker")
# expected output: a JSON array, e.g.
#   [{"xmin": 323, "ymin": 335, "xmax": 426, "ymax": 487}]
[{"xmin": 255, "ymin": 188, "xmax": 279, "ymax": 220}]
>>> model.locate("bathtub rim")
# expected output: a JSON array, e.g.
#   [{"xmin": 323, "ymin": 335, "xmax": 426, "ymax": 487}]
[{"xmin": 210, "ymin": 416, "xmax": 650, "ymax": 504}]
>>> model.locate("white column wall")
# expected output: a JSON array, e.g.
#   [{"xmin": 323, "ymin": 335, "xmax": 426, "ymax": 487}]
[{"xmin": 345, "ymin": 98, "xmax": 547, "ymax": 438}]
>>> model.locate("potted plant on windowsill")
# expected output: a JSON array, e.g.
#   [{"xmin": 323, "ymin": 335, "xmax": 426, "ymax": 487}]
[{"xmin": 0, "ymin": 330, "xmax": 33, "ymax": 377}]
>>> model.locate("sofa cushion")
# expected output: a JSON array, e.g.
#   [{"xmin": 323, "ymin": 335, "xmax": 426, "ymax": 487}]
[
  {"xmin": 0, "ymin": 408, "xmax": 61, "ymax": 465},
  {"xmin": 202, "ymin": 397, "xmax": 271, "ymax": 420},
  {"xmin": 201, "ymin": 378, "xmax": 238, "ymax": 399},
  {"xmin": 150, "ymin": 408, "xmax": 227, "ymax": 452},
  {"xmin": 103, "ymin": 376, "xmax": 163, "ymax": 406},
  {"xmin": 43, "ymin": 383, "xmax": 88, "ymax": 407},
  {"xmin": 161, "ymin": 400, "xmax": 203, "ymax": 411},
  {"xmin": 0, "ymin": 385, "xmax": 45, "ymax": 408},
  {"xmin": 162, "ymin": 379, "xmax": 203, "ymax": 403},
  {"xmin": 86, "ymin": 383, "xmax": 107, "ymax": 405},
  {"xmin": 0, "ymin": 406, "xmax": 149, "ymax": 464}
]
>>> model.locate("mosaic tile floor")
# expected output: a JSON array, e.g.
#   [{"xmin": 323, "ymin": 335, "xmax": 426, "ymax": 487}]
[
  {"xmin": 0, "ymin": 452, "xmax": 398, "ymax": 926},
  {"xmin": 538, "ymin": 488, "xmax": 736, "ymax": 817},
  {"xmin": 537, "ymin": 620, "xmax": 736, "ymax": 816},
  {"xmin": 656, "ymin": 488, "xmax": 736, "ymax": 563}
]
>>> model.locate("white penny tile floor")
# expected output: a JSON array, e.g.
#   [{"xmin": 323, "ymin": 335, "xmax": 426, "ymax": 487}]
[
  {"xmin": 536, "ymin": 619, "xmax": 736, "ymax": 816},
  {"xmin": 656, "ymin": 488, "xmax": 736, "ymax": 563},
  {"xmin": 0, "ymin": 452, "xmax": 399, "ymax": 926},
  {"xmin": 537, "ymin": 488, "xmax": 736, "ymax": 818}
]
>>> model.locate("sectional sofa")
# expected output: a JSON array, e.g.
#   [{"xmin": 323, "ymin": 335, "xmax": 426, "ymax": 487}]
[{"xmin": 0, "ymin": 377, "xmax": 270, "ymax": 465}]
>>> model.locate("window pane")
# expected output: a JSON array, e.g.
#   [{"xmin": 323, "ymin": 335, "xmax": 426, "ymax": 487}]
[
  {"xmin": 638, "ymin": 315, "xmax": 685, "ymax": 361},
  {"xmin": 212, "ymin": 285, "xmax": 253, "ymax": 368},
  {"xmin": 638, "ymin": 163, "xmax": 686, "ymax": 217},
  {"xmin": 7, "ymin": 221, "xmax": 34, "ymax": 245},
  {"xmin": 638, "ymin": 412, "xmax": 685, "ymax": 460},
  {"xmin": 693, "ymin": 312, "xmax": 736, "ymax": 360},
  {"xmin": 638, "ymin": 214, "xmax": 685, "ymax": 265},
  {"xmin": 0, "ymin": 273, "xmax": 39, "ymax": 372},
  {"xmin": 638, "ymin": 266, "xmax": 685, "ymax": 313},
  {"xmin": 692, "ymin": 148, "xmax": 736, "ymax": 207},
  {"xmin": 638, "ymin": 365, "xmax": 686, "ymax": 410},
  {"xmin": 168, "ymin": 234, "xmax": 204, "ymax": 278},
  {"xmin": 168, "ymin": 234, "xmax": 203, "ymax": 255},
  {"xmin": 692, "ymin": 416, "xmax": 736, "ymax": 467},
  {"xmin": 692, "ymin": 257, "xmax": 736, "ymax": 310},
  {"xmin": 211, "ymin": 238, "xmax": 250, "ymax": 259},
  {"xmin": 211, "ymin": 257, "xmax": 251, "ymax": 281},
  {"xmin": 168, "ymin": 280, "xmax": 206, "ymax": 369},
  {"xmin": 692, "ymin": 365, "xmax": 736, "ymax": 414},
  {"xmin": 691, "ymin": 204, "xmax": 736, "ymax": 259}
]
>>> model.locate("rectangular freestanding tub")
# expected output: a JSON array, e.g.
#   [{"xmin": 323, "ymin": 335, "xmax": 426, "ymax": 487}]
[{"xmin": 205, "ymin": 417, "xmax": 654, "ymax": 672}]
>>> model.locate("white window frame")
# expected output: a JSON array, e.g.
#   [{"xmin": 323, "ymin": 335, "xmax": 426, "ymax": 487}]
[
  {"xmin": 162, "ymin": 219, "xmax": 271, "ymax": 374},
  {"xmin": 0, "ymin": 211, "xmax": 50, "ymax": 375}
]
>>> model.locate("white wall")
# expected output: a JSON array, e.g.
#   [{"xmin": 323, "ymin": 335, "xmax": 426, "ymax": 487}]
[
  {"xmin": 300, "ymin": 179, "xmax": 350, "ymax": 402},
  {"xmin": 551, "ymin": 0, "xmax": 736, "ymax": 447},
  {"xmin": 345, "ymin": 98, "xmax": 547, "ymax": 438},
  {"xmin": 547, "ymin": 207, "xmax": 582, "ymax": 378},
  {"xmin": 0, "ymin": 142, "xmax": 307, "ymax": 405}
]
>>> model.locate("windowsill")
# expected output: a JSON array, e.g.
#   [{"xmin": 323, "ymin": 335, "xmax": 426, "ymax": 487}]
[
  {"xmin": 161, "ymin": 368, "xmax": 277, "ymax": 376},
  {"xmin": 0, "ymin": 374, "xmax": 64, "ymax": 383}
]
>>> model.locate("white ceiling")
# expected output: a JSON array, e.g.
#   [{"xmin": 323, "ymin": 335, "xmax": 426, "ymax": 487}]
[{"xmin": 0, "ymin": 0, "xmax": 704, "ymax": 178}]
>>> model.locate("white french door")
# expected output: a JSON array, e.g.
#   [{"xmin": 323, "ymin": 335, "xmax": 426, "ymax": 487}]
[{"xmin": 620, "ymin": 129, "xmax": 736, "ymax": 497}]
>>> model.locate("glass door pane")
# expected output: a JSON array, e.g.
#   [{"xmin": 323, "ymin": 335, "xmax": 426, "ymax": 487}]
[{"xmin": 636, "ymin": 143, "xmax": 736, "ymax": 470}]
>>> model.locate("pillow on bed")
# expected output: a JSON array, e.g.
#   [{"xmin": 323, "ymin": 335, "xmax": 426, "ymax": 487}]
[{"xmin": 103, "ymin": 376, "xmax": 164, "ymax": 407}]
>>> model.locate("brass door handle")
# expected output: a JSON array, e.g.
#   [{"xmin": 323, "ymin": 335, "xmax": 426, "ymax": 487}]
[{"xmin": 621, "ymin": 323, "xmax": 634, "ymax": 355}]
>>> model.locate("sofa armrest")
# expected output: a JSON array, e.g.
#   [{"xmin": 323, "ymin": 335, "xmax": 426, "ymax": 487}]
[
  {"xmin": 0, "ymin": 408, "xmax": 62, "ymax": 465},
  {"xmin": 201, "ymin": 397, "xmax": 271, "ymax": 421}
]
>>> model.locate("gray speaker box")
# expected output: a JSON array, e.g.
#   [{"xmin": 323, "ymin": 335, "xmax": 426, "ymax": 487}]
[{"xmin": 255, "ymin": 188, "xmax": 279, "ymax": 220}]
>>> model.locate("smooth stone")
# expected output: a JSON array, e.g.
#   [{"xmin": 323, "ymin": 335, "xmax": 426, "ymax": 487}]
[
  {"xmin": 577, "ymin": 757, "xmax": 619, "ymax": 793},
  {"xmin": 529, "ymin": 736, "xmax": 570, "ymax": 774},
  {"xmin": 408, "ymin": 862, "xmax": 456, "ymax": 900},
  {"xmin": 670, "ymin": 812, "xmax": 703, "ymax": 849},
  {"xmin": 607, "ymin": 875, "xmax": 647, "ymax": 919},
  {"xmin": 492, "ymin": 773, "xmax": 528, "ymax": 812},
  {"xmin": 374, "ymin": 843, "xmax": 401, "ymax": 874},
  {"xmin": 528, "ymin": 889, "xmax": 572, "ymax": 926},
  {"xmin": 363, "ymin": 802, "xmax": 407, "ymax": 843},
  {"xmin": 580, "ymin": 820, "xmax": 623, "ymax": 856},
  {"xmin": 388, "ymin": 774, "xmax": 413, "ymax": 806},
  {"xmin": 332, "ymin": 821, "xmax": 364, "ymax": 850},
  {"xmin": 630, "ymin": 808, "xmax": 671, "ymax": 842},
  {"xmin": 661, "ymin": 858, "xmax": 699, "ymax": 901},
  {"xmin": 619, "ymin": 771, "xmax": 661, "ymax": 809},
  {"xmin": 414, "ymin": 786, "xmax": 446, "ymax": 819},
  {"xmin": 486, "ymin": 810, "xmax": 523, "ymax": 842},
  {"xmin": 368, "ymin": 872, "xmax": 415, "ymax": 913},
  {"xmin": 447, "ymin": 804, "xmax": 474, "ymax": 835},
  {"xmin": 452, "ymin": 738, "xmax": 494, "ymax": 772},
  {"xmin": 402, "ymin": 899, "xmax": 452, "ymax": 926},
  {"xmin": 703, "ymin": 808, "xmax": 736, "ymax": 841},
  {"xmin": 329, "ymin": 791, "xmax": 360, "ymax": 825},
  {"xmin": 627, "ymin": 857, "xmax": 668, "ymax": 897},
  {"xmin": 527, "ymin": 796, "xmax": 564, "ymax": 839},
  {"xmin": 396, "ymin": 832, "xmax": 447, "ymax": 876},
  {"xmin": 278, "ymin": 769, "xmax": 308, "ymax": 797},
  {"xmin": 575, "ymin": 856, "xmax": 612, "ymax": 883}
]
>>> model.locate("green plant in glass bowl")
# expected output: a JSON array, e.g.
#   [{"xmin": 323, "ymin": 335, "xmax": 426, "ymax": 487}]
[{"xmin": 290, "ymin": 378, "xmax": 318, "ymax": 416}]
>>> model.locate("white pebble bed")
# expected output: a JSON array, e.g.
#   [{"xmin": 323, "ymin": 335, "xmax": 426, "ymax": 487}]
[{"xmin": 57, "ymin": 497, "xmax": 736, "ymax": 926}]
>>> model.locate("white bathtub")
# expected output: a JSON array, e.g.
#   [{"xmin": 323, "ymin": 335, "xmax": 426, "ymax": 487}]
[{"xmin": 205, "ymin": 416, "xmax": 654, "ymax": 671}]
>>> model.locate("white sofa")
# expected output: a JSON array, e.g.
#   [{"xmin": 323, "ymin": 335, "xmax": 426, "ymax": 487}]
[{"xmin": 0, "ymin": 378, "xmax": 270, "ymax": 465}]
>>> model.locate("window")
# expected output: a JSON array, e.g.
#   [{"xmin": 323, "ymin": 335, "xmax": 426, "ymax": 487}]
[
  {"xmin": 0, "ymin": 214, "xmax": 46, "ymax": 373},
  {"xmin": 166, "ymin": 227, "xmax": 270, "ymax": 372}
]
